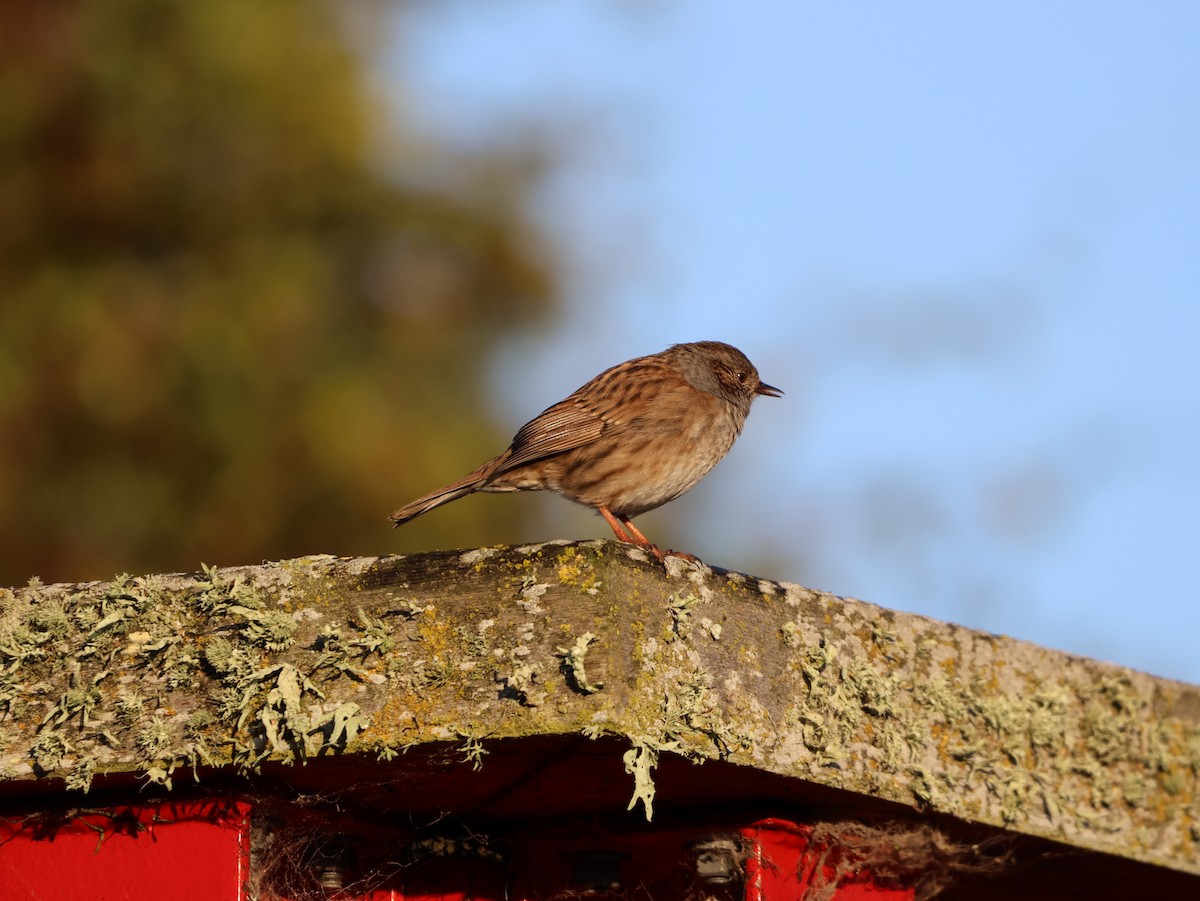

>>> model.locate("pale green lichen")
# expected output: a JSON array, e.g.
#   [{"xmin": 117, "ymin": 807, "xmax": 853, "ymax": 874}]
[
  {"xmin": 310, "ymin": 703, "xmax": 367, "ymax": 752},
  {"xmin": 233, "ymin": 606, "xmax": 297, "ymax": 652},
  {"xmin": 456, "ymin": 622, "xmax": 492, "ymax": 659},
  {"xmin": 2, "ymin": 558, "xmax": 400, "ymax": 793},
  {"xmin": 311, "ymin": 626, "xmax": 370, "ymax": 681},
  {"xmin": 350, "ymin": 607, "xmax": 394, "ymax": 656},
  {"xmin": 64, "ymin": 755, "xmax": 96, "ymax": 792},
  {"xmin": 114, "ymin": 690, "xmax": 146, "ymax": 724},
  {"xmin": 667, "ymin": 591, "xmax": 700, "ymax": 640},
  {"xmin": 780, "ymin": 620, "xmax": 802, "ymax": 648},
  {"xmin": 191, "ymin": 566, "xmax": 296, "ymax": 651},
  {"xmin": 30, "ymin": 731, "xmax": 71, "ymax": 774},
  {"xmin": 557, "ymin": 632, "xmax": 604, "ymax": 694},
  {"xmin": 499, "ymin": 661, "xmax": 540, "ymax": 706},
  {"xmin": 135, "ymin": 715, "xmax": 175, "ymax": 759},
  {"xmin": 185, "ymin": 709, "xmax": 217, "ymax": 736},
  {"xmin": 457, "ymin": 732, "xmax": 489, "ymax": 771},
  {"xmin": 699, "ymin": 618, "xmax": 722, "ymax": 640},
  {"xmin": 623, "ymin": 741, "xmax": 659, "ymax": 818}
]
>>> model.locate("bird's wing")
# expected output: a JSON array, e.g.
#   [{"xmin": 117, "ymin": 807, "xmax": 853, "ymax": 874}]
[
  {"xmin": 496, "ymin": 396, "xmax": 612, "ymax": 473},
  {"xmin": 494, "ymin": 359, "xmax": 690, "ymax": 475}
]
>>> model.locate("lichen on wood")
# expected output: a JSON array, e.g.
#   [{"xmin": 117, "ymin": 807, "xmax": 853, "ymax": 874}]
[{"xmin": 1, "ymin": 540, "xmax": 1197, "ymax": 876}]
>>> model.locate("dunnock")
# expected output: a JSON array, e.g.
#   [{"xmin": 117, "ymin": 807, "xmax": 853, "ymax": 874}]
[{"xmin": 389, "ymin": 341, "xmax": 781, "ymax": 561}]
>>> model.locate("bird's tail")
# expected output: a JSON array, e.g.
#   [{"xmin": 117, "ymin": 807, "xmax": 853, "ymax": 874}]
[{"xmin": 388, "ymin": 454, "xmax": 507, "ymax": 526}]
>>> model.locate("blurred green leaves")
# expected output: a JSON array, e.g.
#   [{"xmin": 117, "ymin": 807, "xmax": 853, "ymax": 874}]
[{"xmin": 0, "ymin": 2, "xmax": 561, "ymax": 583}]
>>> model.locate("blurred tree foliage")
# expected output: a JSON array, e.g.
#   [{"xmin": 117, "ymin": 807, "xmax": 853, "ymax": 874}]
[{"xmin": 0, "ymin": 1, "xmax": 560, "ymax": 585}]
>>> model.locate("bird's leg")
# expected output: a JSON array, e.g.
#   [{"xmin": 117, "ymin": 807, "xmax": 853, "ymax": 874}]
[
  {"xmin": 598, "ymin": 506, "xmax": 636, "ymax": 542},
  {"xmin": 618, "ymin": 514, "xmax": 700, "ymax": 565},
  {"xmin": 598, "ymin": 507, "xmax": 665, "ymax": 563},
  {"xmin": 599, "ymin": 508, "xmax": 701, "ymax": 565},
  {"xmin": 614, "ymin": 514, "xmax": 654, "ymax": 548}
]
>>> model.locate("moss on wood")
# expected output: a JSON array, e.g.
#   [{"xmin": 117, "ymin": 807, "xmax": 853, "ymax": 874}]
[{"xmin": 1, "ymin": 540, "xmax": 1197, "ymax": 874}]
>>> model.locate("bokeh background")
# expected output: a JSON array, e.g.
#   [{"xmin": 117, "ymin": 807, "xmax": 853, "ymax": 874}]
[{"xmin": 2, "ymin": 2, "xmax": 1197, "ymax": 683}]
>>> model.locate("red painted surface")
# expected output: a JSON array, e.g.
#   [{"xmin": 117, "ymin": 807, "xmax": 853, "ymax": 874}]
[
  {"xmin": 1, "ymin": 800, "xmax": 912, "ymax": 900},
  {"xmin": 746, "ymin": 818, "xmax": 912, "ymax": 900},
  {"xmin": 506, "ymin": 815, "xmax": 913, "ymax": 900},
  {"xmin": 0, "ymin": 799, "xmax": 250, "ymax": 901}
]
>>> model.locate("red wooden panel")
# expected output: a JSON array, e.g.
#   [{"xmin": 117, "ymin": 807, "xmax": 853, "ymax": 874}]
[
  {"xmin": 747, "ymin": 818, "xmax": 913, "ymax": 900},
  {"xmin": 505, "ymin": 816, "xmax": 915, "ymax": 901},
  {"xmin": 0, "ymin": 801, "xmax": 913, "ymax": 900},
  {"xmin": 0, "ymin": 799, "xmax": 250, "ymax": 901}
]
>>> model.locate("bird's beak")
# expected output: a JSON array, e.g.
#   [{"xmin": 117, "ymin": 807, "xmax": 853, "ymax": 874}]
[{"xmin": 756, "ymin": 381, "xmax": 783, "ymax": 398}]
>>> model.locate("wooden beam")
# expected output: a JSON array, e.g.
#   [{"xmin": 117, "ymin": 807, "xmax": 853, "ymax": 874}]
[{"xmin": 1, "ymin": 540, "xmax": 1197, "ymax": 876}]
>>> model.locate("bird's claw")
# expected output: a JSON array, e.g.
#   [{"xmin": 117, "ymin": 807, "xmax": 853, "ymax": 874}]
[{"xmin": 639, "ymin": 541, "xmax": 701, "ymax": 567}]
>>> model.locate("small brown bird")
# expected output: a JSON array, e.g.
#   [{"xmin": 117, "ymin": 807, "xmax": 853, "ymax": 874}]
[{"xmin": 389, "ymin": 341, "xmax": 781, "ymax": 561}]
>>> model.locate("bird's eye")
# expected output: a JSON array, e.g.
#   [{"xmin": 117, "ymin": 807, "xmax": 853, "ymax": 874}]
[{"xmin": 735, "ymin": 370, "xmax": 747, "ymax": 384}]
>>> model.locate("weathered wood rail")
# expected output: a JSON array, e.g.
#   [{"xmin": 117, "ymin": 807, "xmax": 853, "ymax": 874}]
[{"xmin": 1, "ymin": 539, "xmax": 1197, "ymax": 881}]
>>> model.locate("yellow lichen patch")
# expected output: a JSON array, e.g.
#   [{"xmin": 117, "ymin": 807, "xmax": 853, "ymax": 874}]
[
  {"xmin": 554, "ymin": 546, "xmax": 603, "ymax": 594},
  {"xmin": 366, "ymin": 691, "xmax": 427, "ymax": 747}
]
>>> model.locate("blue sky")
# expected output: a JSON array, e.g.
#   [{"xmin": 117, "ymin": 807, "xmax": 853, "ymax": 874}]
[{"xmin": 385, "ymin": 2, "xmax": 1200, "ymax": 683}]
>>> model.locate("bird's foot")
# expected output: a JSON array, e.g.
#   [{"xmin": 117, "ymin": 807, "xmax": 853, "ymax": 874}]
[
  {"xmin": 662, "ymin": 548, "xmax": 701, "ymax": 564},
  {"xmin": 628, "ymin": 539, "xmax": 702, "ymax": 568},
  {"xmin": 615, "ymin": 533, "xmax": 667, "ymax": 563},
  {"xmin": 597, "ymin": 507, "xmax": 700, "ymax": 567}
]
